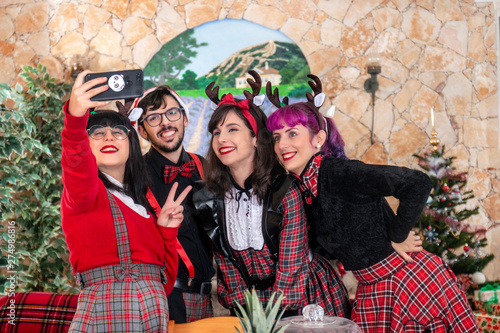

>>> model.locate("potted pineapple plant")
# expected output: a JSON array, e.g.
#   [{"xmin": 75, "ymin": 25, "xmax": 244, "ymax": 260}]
[{"xmin": 234, "ymin": 289, "xmax": 290, "ymax": 333}]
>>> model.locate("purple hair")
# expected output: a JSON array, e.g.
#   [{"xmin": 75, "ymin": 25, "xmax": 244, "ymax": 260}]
[{"xmin": 267, "ymin": 102, "xmax": 348, "ymax": 159}]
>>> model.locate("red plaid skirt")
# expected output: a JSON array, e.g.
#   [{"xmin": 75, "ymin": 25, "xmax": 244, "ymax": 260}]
[
  {"xmin": 305, "ymin": 254, "xmax": 350, "ymax": 317},
  {"xmin": 70, "ymin": 263, "xmax": 168, "ymax": 332},
  {"xmin": 352, "ymin": 251, "xmax": 478, "ymax": 333}
]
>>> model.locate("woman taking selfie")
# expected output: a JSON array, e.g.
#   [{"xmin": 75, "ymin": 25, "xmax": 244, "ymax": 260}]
[
  {"xmin": 266, "ymin": 75, "xmax": 478, "ymax": 332},
  {"xmin": 61, "ymin": 70, "xmax": 190, "ymax": 332},
  {"xmin": 193, "ymin": 71, "xmax": 350, "ymax": 318}
]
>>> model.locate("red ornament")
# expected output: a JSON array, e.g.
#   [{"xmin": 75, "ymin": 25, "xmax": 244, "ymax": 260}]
[
  {"xmin": 464, "ymin": 244, "xmax": 470, "ymax": 252},
  {"xmin": 442, "ymin": 184, "xmax": 450, "ymax": 191}
]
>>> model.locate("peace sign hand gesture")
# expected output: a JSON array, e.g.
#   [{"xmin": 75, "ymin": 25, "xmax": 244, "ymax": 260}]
[{"xmin": 157, "ymin": 182, "xmax": 192, "ymax": 228}]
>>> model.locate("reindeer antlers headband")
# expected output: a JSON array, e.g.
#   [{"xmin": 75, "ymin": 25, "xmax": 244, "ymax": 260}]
[
  {"xmin": 205, "ymin": 70, "xmax": 264, "ymax": 136},
  {"xmin": 88, "ymin": 98, "xmax": 135, "ymax": 119},
  {"xmin": 305, "ymin": 74, "xmax": 327, "ymax": 131},
  {"xmin": 266, "ymin": 81, "xmax": 289, "ymax": 109},
  {"xmin": 266, "ymin": 74, "xmax": 335, "ymax": 132}
]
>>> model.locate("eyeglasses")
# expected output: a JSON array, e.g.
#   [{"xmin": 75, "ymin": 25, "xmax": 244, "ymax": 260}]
[
  {"xmin": 87, "ymin": 125, "xmax": 130, "ymax": 140},
  {"xmin": 139, "ymin": 108, "xmax": 183, "ymax": 127}
]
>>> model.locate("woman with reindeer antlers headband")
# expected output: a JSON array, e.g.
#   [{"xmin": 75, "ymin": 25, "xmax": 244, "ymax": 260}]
[
  {"xmin": 192, "ymin": 71, "xmax": 350, "ymax": 317},
  {"xmin": 61, "ymin": 71, "xmax": 191, "ymax": 332},
  {"xmin": 266, "ymin": 75, "xmax": 478, "ymax": 332}
]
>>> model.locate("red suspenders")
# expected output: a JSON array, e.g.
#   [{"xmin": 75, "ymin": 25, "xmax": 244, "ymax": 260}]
[
  {"xmin": 147, "ymin": 153, "xmax": 204, "ymax": 287},
  {"xmin": 188, "ymin": 152, "xmax": 204, "ymax": 180}
]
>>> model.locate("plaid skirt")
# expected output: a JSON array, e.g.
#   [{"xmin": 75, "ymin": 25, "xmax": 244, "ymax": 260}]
[
  {"xmin": 182, "ymin": 292, "xmax": 213, "ymax": 322},
  {"xmin": 305, "ymin": 254, "xmax": 350, "ymax": 318},
  {"xmin": 70, "ymin": 263, "xmax": 168, "ymax": 333},
  {"xmin": 352, "ymin": 251, "xmax": 478, "ymax": 333}
]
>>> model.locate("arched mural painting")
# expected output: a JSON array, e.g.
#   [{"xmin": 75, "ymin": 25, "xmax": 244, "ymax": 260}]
[{"xmin": 143, "ymin": 19, "xmax": 311, "ymax": 156}]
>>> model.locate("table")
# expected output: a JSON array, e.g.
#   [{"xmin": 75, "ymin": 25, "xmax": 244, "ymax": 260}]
[{"xmin": 170, "ymin": 316, "xmax": 243, "ymax": 332}]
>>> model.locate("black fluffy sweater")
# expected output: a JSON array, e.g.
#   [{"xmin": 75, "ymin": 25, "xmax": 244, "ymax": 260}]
[{"xmin": 302, "ymin": 155, "xmax": 433, "ymax": 271}]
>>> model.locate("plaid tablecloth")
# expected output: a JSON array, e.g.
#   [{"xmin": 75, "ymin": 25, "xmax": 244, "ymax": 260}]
[{"xmin": 0, "ymin": 292, "xmax": 78, "ymax": 333}]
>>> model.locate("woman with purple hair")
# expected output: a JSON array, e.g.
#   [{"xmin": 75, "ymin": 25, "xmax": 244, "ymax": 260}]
[
  {"xmin": 266, "ymin": 75, "xmax": 478, "ymax": 332},
  {"xmin": 193, "ymin": 72, "xmax": 351, "ymax": 318}
]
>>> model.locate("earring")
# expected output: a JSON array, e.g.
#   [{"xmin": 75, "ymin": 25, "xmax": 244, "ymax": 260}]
[{"xmin": 316, "ymin": 144, "xmax": 321, "ymax": 149}]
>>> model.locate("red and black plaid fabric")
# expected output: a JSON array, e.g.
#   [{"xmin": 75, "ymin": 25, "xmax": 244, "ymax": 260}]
[
  {"xmin": 107, "ymin": 191, "xmax": 134, "ymax": 265},
  {"xmin": 70, "ymin": 193, "xmax": 169, "ymax": 332},
  {"xmin": 182, "ymin": 292, "xmax": 213, "ymax": 323},
  {"xmin": 70, "ymin": 268, "xmax": 168, "ymax": 332},
  {"xmin": 163, "ymin": 160, "xmax": 195, "ymax": 184},
  {"xmin": 76, "ymin": 263, "xmax": 165, "ymax": 288},
  {"xmin": 215, "ymin": 183, "xmax": 307, "ymax": 310},
  {"xmin": 216, "ymin": 182, "xmax": 349, "ymax": 317},
  {"xmin": 0, "ymin": 292, "xmax": 78, "ymax": 333},
  {"xmin": 352, "ymin": 251, "xmax": 478, "ymax": 332},
  {"xmin": 299, "ymin": 154, "xmax": 322, "ymax": 205},
  {"xmin": 305, "ymin": 254, "xmax": 350, "ymax": 317}
]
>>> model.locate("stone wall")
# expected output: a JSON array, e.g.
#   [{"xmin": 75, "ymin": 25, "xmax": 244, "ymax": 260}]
[{"xmin": 1, "ymin": 0, "xmax": 499, "ymax": 280}]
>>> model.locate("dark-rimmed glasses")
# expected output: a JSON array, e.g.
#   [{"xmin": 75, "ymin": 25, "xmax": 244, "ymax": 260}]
[
  {"xmin": 139, "ymin": 108, "xmax": 183, "ymax": 127},
  {"xmin": 87, "ymin": 125, "xmax": 130, "ymax": 140}
]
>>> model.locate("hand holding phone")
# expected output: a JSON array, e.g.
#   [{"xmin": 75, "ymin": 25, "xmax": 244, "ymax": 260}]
[
  {"xmin": 68, "ymin": 70, "xmax": 110, "ymax": 117},
  {"xmin": 84, "ymin": 69, "xmax": 144, "ymax": 102}
]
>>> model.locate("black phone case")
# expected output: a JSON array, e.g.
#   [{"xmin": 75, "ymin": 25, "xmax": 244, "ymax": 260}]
[{"xmin": 84, "ymin": 69, "xmax": 144, "ymax": 101}]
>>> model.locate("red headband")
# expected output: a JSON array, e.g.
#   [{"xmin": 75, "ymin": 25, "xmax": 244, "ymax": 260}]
[{"xmin": 218, "ymin": 93, "xmax": 258, "ymax": 136}]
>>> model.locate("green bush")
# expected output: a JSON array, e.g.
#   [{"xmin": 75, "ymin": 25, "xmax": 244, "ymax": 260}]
[
  {"xmin": 288, "ymin": 84, "xmax": 310, "ymax": 98},
  {"xmin": 0, "ymin": 64, "xmax": 76, "ymax": 292}
]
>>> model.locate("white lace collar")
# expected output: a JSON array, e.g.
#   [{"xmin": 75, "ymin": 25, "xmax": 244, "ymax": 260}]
[{"xmin": 225, "ymin": 187, "xmax": 264, "ymax": 251}]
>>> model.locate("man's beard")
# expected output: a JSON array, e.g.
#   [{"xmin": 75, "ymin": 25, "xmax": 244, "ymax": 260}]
[{"xmin": 149, "ymin": 125, "xmax": 185, "ymax": 153}]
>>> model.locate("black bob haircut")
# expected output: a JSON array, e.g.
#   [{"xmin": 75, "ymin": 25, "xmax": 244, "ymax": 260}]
[{"xmin": 86, "ymin": 110, "xmax": 154, "ymax": 216}]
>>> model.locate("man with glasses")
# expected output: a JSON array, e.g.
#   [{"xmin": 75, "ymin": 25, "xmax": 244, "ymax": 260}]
[{"xmin": 134, "ymin": 86, "xmax": 214, "ymax": 323}]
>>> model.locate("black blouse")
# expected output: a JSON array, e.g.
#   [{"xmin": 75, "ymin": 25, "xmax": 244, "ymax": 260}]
[{"xmin": 302, "ymin": 155, "xmax": 432, "ymax": 271}]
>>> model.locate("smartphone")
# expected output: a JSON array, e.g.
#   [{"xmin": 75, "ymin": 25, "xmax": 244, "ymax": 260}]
[{"xmin": 84, "ymin": 69, "xmax": 144, "ymax": 101}]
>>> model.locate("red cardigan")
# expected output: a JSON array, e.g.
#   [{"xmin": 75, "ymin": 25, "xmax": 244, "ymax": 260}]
[{"xmin": 60, "ymin": 103, "xmax": 178, "ymax": 294}]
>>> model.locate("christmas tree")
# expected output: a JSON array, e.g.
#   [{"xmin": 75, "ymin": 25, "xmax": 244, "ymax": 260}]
[{"xmin": 414, "ymin": 145, "xmax": 494, "ymax": 292}]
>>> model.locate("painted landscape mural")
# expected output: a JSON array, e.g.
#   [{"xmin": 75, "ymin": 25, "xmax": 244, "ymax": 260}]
[{"xmin": 142, "ymin": 19, "xmax": 311, "ymax": 156}]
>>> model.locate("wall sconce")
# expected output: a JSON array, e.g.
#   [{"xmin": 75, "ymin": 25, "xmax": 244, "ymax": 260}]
[
  {"xmin": 364, "ymin": 52, "xmax": 381, "ymax": 144},
  {"xmin": 70, "ymin": 55, "xmax": 86, "ymax": 79}
]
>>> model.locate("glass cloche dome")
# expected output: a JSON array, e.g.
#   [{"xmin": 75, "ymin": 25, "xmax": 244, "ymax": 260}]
[{"xmin": 277, "ymin": 304, "xmax": 362, "ymax": 333}]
